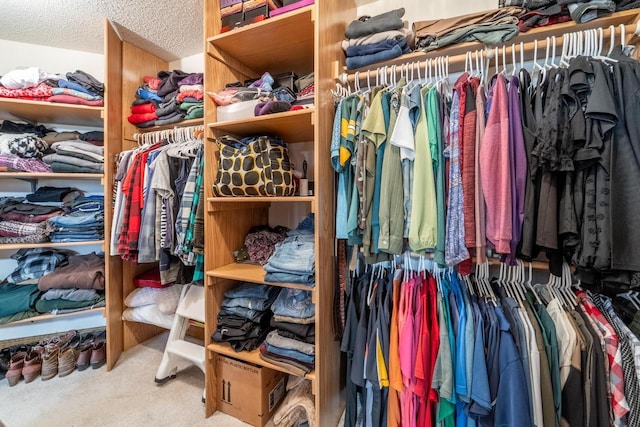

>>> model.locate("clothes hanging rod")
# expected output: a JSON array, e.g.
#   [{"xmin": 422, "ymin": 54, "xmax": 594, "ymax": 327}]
[{"xmin": 339, "ymin": 21, "xmax": 640, "ymax": 84}]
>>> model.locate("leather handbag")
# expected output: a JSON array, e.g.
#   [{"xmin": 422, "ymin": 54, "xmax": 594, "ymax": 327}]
[{"xmin": 213, "ymin": 135, "xmax": 295, "ymax": 197}]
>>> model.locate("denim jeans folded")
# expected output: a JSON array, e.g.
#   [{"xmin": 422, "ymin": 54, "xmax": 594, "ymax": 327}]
[
  {"xmin": 346, "ymin": 45, "xmax": 404, "ymax": 70},
  {"xmin": 265, "ymin": 342, "xmax": 315, "ymax": 365},
  {"xmin": 224, "ymin": 282, "xmax": 280, "ymax": 300},
  {"xmin": 265, "ymin": 330, "xmax": 315, "ymax": 355},
  {"xmin": 271, "ymin": 288, "xmax": 315, "ymax": 319},
  {"xmin": 264, "ymin": 235, "xmax": 315, "ymax": 275},
  {"xmin": 48, "ymin": 211, "xmax": 104, "ymax": 226},
  {"xmin": 272, "ymin": 314, "xmax": 315, "ymax": 324},
  {"xmin": 218, "ymin": 306, "xmax": 269, "ymax": 323},
  {"xmin": 346, "ymin": 38, "xmax": 408, "ymax": 57},
  {"xmin": 50, "ymin": 235, "xmax": 103, "ymax": 242},
  {"xmin": 264, "ymin": 272, "xmax": 315, "ymax": 286},
  {"xmin": 221, "ymin": 291, "xmax": 279, "ymax": 312},
  {"xmin": 53, "ymin": 225, "xmax": 103, "ymax": 232},
  {"xmin": 271, "ymin": 318, "xmax": 315, "ymax": 338}
]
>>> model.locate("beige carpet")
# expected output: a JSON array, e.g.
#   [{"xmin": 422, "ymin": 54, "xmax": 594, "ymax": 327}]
[{"xmin": 0, "ymin": 332, "xmax": 250, "ymax": 427}]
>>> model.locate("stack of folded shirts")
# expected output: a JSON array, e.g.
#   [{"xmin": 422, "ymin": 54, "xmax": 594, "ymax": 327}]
[
  {"xmin": 26, "ymin": 185, "xmax": 84, "ymax": 206},
  {"xmin": 0, "ymin": 67, "xmax": 104, "ymax": 106},
  {"xmin": 0, "ymin": 198, "xmax": 63, "ymax": 244},
  {"xmin": 35, "ymin": 252, "xmax": 106, "ymax": 314},
  {"xmin": 6, "ymin": 248, "xmax": 76, "ymax": 285},
  {"xmin": 42, "ymin": 140, "xmax": 104, "ymax": 173},
  {"xmin": 342, "ymin": 8, "xmax": 413, "ymax": 70},
  {"xmin": 413, "ymin": 7, "xmax": 524, "ymax": 51},
  {"xmin": 259, "ymin": 288, "xmax": 315, "ymax": 376},
  {"xmin": 263, "ymin": 214, "xmax": 315, "ymax": 287},
  {"xmin": 211, "ymin": 283, "xmax": 280, "ymax": 351},
  {"xmin": 506, "ymin": 0, "xmax": 618, "ymax": 30},
  {"xmin": 47, "ymin": 211, "xmax": 104, "ymax": 243},
  {"xmin": 128, "ymin": 71, "xmax": 204, "ymax": 128}
]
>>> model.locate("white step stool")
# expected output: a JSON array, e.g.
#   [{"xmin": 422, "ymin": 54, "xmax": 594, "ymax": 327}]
[{"xmin": 155, "ymin": 283, "xmax": 206, "ymax": 401}]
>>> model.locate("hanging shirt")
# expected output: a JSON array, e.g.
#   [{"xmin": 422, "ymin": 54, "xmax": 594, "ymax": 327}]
[
  {"xmin": 379, "ymin": 79, "xmax": 406, "ymax": 255},
  {"xmin": 445, "ymin": 89, "xmax": 470, "ymax": 266},
  {"xmin": 480, "ymin": 75, "xmax": 512, "ymax": 254},
  {"xmin": 428, "ymin": 87, "xmax": 446, "ymax": 266},
  {"xmin": 408, "ymin": 86, "xmax": 437, "ymax": 252},
  {"xmin": 494, "ymin": 305, "xmax": 533, "ymax": 427},
  {"xmin": 474, "ymin": 84, "xmax": 487, "ymax": 264},
  {"xmin": 331, "ymin": 98, "xmax": 348, "ymax": 238}
]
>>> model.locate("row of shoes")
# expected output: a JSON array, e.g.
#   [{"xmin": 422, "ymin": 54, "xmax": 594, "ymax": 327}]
[{"xmin": 1, "ymin": 329, "xmax": 106, "ymax": 387}]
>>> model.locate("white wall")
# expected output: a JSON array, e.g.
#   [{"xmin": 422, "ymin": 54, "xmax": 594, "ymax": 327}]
[
  {"xmin": 356, "ymin": 0, "xmax": 497, "ymax": 27},
  {"xmin": 168, "ymin": 52, "xmax": 204, "ymax": 73},
  {"xmin": 0, "ymin": 39, "xmax": 104, "ymax": 82}
]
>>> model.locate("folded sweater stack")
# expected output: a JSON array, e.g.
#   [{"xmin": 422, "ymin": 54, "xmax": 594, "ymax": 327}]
[
  {"xmin": 342, "ymin": 8, "xmax": 413, "ymax": 71},
  {"xmin": 0, "ymin": 67, "xmax": 104, "ymax": 106},
  {"xmin": 128, "ymin": 71, "xmax": 204, "ymax": 128}
]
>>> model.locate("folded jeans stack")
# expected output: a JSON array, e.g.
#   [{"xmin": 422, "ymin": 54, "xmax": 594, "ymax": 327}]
[
  {"xmin": 342, "ymin": 8, "xmax": 412, "ymax": 70},
  {"xmin": 47, "ymin": 211, "xmax": 104, "ymax": 243},
  {"xmin": 263, "ymin": 214, "xmax": 315, "ymax": 286},
  {"xmin": 260, "ymin": 288, "xmax": 315, "ymax": 375},
  {"xmin": 211, "ymin": 283, "xmax": 280, "ymax": 352}
]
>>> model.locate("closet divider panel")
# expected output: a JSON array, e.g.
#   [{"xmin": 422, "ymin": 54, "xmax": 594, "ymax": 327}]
[
  {"xmin": 315, "ymin": 1, "xmax": 357, "ymax": 424},
  {"xmin": 104, "ymin": 19, "xmax": 124, "ymax": 370}
]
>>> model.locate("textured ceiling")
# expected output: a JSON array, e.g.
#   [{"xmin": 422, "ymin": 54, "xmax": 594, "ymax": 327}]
[{"xmin": 0, "ymin": 0, "xmax": 203, "ymax": 61}]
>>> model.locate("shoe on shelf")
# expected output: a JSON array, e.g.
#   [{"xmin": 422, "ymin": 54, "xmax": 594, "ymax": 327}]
[
  {"xmin": 5, "ymin": 351, "xmax": 27, "ymax": 387},
  {"xmin": 41, "ymin": 346, "xmax": 59, "ymax": 381},
  {"xmin": 22, "ymin": 350, "xmax": 42, "ymax": 383}
]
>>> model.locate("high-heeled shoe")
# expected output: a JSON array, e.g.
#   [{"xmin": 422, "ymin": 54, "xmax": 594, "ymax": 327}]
[
  {"xmin": 5, "ymin": 351, "xmax": 27, "ymax": 386},
  {"xmin": 22, "ymin": 350, "xmax": 42, "ymax": 383}
]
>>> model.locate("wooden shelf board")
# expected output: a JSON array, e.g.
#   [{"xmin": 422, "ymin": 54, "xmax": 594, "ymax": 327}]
[
  {"xmin": 0, "ymin": 172, "xmax": 103, "ymax": 180},
  {"xmin": 0, "ymin": 240, "xmax": 104, "ymax": 250},
  {"xmin": 208, "ymin": 342, "xmax": 316, "ymax": 381},
  {"xmin": 1, "ymin": 307, "xmax": 105, "ymax": 328},
  {"xmin": 207, "ymin": 263, "xmax": 315, "ymax": 291},
  {"xmin": 209, "ymin": 108, "xmax": 314, "ymax": 143},
  {"xmin": 0, "ymin": 98, "xmax": 103, "ymax": 127},
  {"xmin": 134, "ymin": 118, "xmax": 204, "ymax": 133},
  {"xmin": 207, "ymin": 6, "xmax": 315, "ymax": 76},
  {"xmin": 207, "ymin": 196, "xmax": 314, "ymax": 203}
]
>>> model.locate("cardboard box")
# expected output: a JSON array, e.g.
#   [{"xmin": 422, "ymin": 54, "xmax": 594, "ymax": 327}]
[
  {"xmin": 221, "ymin": 3, "xmax": 244, "ymax": 29},
  {"xmin": 216, "ymin": 354, "xmax": 287, "ymax": 427}
]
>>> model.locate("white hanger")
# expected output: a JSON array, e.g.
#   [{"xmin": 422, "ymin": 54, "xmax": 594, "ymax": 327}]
[
  {"xmin": 608, "ymin": 24, "xmax": 616, "ymax": 56},
  {"xmin": 511, "ymin": 43, "xmax": 517, "ymax": 76}
]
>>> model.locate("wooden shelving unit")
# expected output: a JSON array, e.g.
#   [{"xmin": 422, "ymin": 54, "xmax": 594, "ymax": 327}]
[
  {"xmin": 204, "ymin": 1, "xmax": 356, "ymax": 425},
  {"xmin": 0, "ymin": 172, "xmax": 103, "ymax": 180}
]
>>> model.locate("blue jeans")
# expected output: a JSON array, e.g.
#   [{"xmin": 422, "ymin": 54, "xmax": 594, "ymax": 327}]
[
  {"xmin": 221, "ymin": 292, "xmax": 278, "ymax": 312},
  {"xmin": 264, "ymin": 272, "xmax": 315, "ymax": 286},
  {"xmin": 218, "ymin": 306, "xmax": 265, "ymax": 322},
  {"xmin": 265, "ymin": 342, "xmax": 315, "ymax": 365},
  {"xmin": 271, "ymin": 289, "xmax": 315, "ymax": 319},
  {"xmin": 224, "ymin": 283, "xmax": 278, "ymax": 300},
  {"xmin": 50, "ymin": 234, "xmax": 103, "ymax": 242},
  {"xmin": 346, "ymin": 45, "xmax": 403, "ymax": 70},
  {"xmin": 48, "ymin": 212, "xmax": 104, "ymax": 226},
  {"xmin": 264, "ymin": 235, "xmax": 315, "ymax": 274}
]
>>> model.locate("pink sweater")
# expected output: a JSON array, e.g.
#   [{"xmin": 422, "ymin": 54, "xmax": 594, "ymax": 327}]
[{"xmin": 479, "ymin": 75, "xmax": 512, "ymax": 254}]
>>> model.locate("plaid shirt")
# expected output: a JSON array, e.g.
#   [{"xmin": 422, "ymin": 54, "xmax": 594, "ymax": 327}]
[
  {"xmin": 7, "ymin": 249, "xmax": 72, "ymax": 283},
  {"xmin": 175, "ymin": 145, "xmax": 203, "ymax": 264},
  {"xmin": 598, "ymin": 295, "xmax": 640, "ymax": 427},
  {"xmin": 118, "ymin": 144, "xmax": 161, "ymax": 261},
  {"xmin": 577, "ymin": 291, "xmax": 630, "ymax": 426},
  {"xmin": 0, "ymin": 154, "xmax": 52, "ymax": 172}
]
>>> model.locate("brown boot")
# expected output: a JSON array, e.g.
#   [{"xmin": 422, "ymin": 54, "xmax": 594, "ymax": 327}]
[
  {"xmin": 5, "ymin": 351, "xmax": 26, "ymax": 387},
  {"xmin": 22, "ymin": 350, "xmax": 42, "ymax": 383}
]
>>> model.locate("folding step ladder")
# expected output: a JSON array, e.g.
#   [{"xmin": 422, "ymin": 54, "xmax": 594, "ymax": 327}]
[{"xmin": 155, "ymin": 283, "xmax": 206, "ymax": 400}]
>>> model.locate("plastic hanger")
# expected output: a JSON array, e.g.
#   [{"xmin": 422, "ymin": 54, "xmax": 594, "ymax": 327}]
[
  {"xmin": 608, "ymin": 24, "xmax": 616, "ymax": 56},
  {"xmin": 511, "ymin": 43, "xmax": 517, "ymax": 76}
]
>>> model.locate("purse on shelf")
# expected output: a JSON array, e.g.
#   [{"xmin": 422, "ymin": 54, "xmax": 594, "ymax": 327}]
[{"xmin": 213, "ymin": 135, "xmax": 296, "ymax": 197}]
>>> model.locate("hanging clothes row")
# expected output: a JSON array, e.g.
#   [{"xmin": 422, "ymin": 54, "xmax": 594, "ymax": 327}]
[
  {"xmin": 110, "ymin": 126, "xmax": 205, "ymax": 284},
  {"xmin": 341, "ymin": 254, "xmax": 640, "ymax": 427},
  {"xmin": 331, "ymin": 27, "xmax": 640, "ymax": 291}
]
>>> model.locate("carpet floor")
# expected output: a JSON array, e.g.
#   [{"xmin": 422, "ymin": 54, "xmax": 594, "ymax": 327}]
[{"xmin": 0, "ymin": 331, "xmax": 250, "ymax": 427}]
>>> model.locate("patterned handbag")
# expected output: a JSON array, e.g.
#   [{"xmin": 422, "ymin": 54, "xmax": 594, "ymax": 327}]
[{"xmin": 213, "ymin": 135, "xmax": 296, "ymax": 197}]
